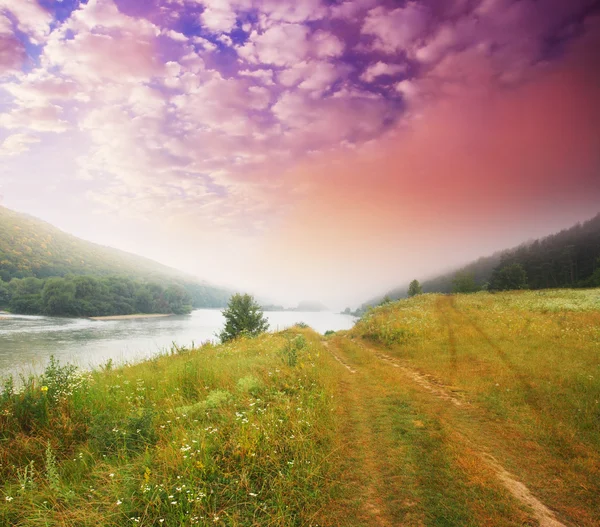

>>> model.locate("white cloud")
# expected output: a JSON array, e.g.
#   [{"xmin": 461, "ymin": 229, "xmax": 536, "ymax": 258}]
[
  {"xmin": 360, "ymin": 61, "xmax": 407, "ymax": 82},
  {"xmin": 163, "ymin": 29, "xmax": 188, "ymax": 42},
  {"xmin": 331, "ymin": 0, "xmax": 377, "ymax": 20},
  {"xmin": 238, "ymin": 24, "xmax": 311, "ymax": 66},
  {"xmin": 395, "ymin": 79, "xmax": 418, "ymax": 100},
  {"xmin": 44, "ymin": 31, "xmax": 162, "ymax": 84},
  {"xmin": 2, "ymin": 73, "xmax": 79, "ymax": 104},
  {"xmin": 239, "ymin": 26, "xmax": 343, "ymax": 66},
  {"xmin": 362, "ymin": 3, "xmax": 430, "ymax": 53},
  {"xmin": 312, "ymin": 30, "xmax": 344, "ymax": 59},
  {"xmin": 201, "ymin": 4, "xmax": 238, "ymax": 32},
  {"xmin": 0, "ymin": 104, "xmax": 69, "ymax": 132},
  {"xmin": 272, "ymin": 89, "xmax": 389, "ymax": 151},
  {"xmin": 279, "ymin": 61, "xmax": 345, "ymax": 93},
  {"xmin": 0, "ymin": 133, "xmax": 40, "ymax": 156},
  {"xmin": 259, "ymin": 0, "xmax": 327, "ymax": 24},
  {"xmin": 239, "ymin": 68, "xmax": 275, "ymax": 85},
  {"xmin": 0, "ymin": 0, "xmax": 52, "ymax": 43},
  {"xmin": 172, "ymin": 74, "xmax": 272, "ymax": 136}
]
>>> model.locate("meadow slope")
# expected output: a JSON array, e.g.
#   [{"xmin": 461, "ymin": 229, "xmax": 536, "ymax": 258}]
[{"xmin": 1, "ymin": 289, "xmax": 599, "ymax": 526}]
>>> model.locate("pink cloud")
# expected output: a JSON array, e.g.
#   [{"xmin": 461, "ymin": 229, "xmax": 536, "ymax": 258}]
[
  {"xmin": 3, "ymin": 74, "xmax": 78, "ymax": 104},
  {"xmin": 279, "ymin": 61, "xmax": 346, "ymax": 93},
  {"xmin": 0, "ymin": 104, "xmax": 69, "ymax": 132},
  {"xmin": 362, "ymin": 3, "xmax": 431, "ymax": 53},
  {"xmin": 45, "ymin": 32, "xmax": 162, "ymax": 83},
  {"xmin": 239, "ymin": 25, "xmax": 344, "ymax": 66},
  {"xmin": 239, "ymin": 24, "xmax": 311, "ymax": 66},
  {"xmin": 259, "ymin": 0, "xmax": 327, "ymax": 24},
  {"xmin": 201, "ymin": 2, "xmax": 238, "ymax": 33},
  {"xmin": 0, "ymin": 0, "xmax": 52, "ymax": 43},
  {"xmin": 0, "ymin": 133, "xmax": 40, "ymax": 156},
  {"xmin": 360, "ymin": 61, "xmax": 407, "ymax": 82},
  {"xmin": 311, "ymin": 30, "xmax": 345, "ymax": 59},
  {"xmin": 0, "ymin": 33, "xmax": 25, "ymax": 76}
]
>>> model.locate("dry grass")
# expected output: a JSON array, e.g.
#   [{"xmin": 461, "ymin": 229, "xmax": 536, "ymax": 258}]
[
  {"xmin": 2, "ymin": 289, "xmax": 599, "ymax": 526},
  {"xmin": 351, "ymin": 289, "xmax": 600, "ymax": 526}
]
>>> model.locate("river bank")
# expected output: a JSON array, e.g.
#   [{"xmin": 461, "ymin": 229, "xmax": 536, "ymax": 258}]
[{"xmin": 89, "ymin": 313, "xmax": 172, "ymax": 321}]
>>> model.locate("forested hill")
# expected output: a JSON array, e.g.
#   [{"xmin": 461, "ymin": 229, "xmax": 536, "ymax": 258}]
[
  {"xmin": 0, "ymin": 206, "xmax": 231, "ymax": 313},
  {"xmin": 364, "ymin": 213, "xmax": 600, "ymax": 307},
  {"xmin": 1, "ymin": 206, "xmax": 189, "ymax": 281}
]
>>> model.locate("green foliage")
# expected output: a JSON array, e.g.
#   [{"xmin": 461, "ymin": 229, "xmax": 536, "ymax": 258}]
[
  {"xmin": 3, "ymin": 275, "xmax": 194, "ymax": 317},
  {"xmin": 281, "ymin": 335, "xmax": 307, "ymax": 367},
  {"xmin": 407, "ymin": 279, "xmax": 423, "ymax": 297},
  {"xmin": 0, "ymin": 331, "xmax": 339, "ymax": 527},
  {"xmin": 0, "ymin": 280, "xmax": 9, "ymax": 307},
  {"xmin": 451, "ymin": 271, "xmax": 480, "ymax": 293},
  {"xmin": 90, "ymin": 408, "xmax": 157, "ymax": 456},
  {"xmin": 0, "ymin": 205, "xmax": 231, "ymax": 310},
  {"xmin": 45, "ymin": 442, "xmax": 60, "ymax": 491},
  {"xmin": 379, "ymin": 294, "xmax": 392, "ymax": 305},
  {"xmin": 489, "ymin": 263, "xmax": 529, "ymax": 291},
  {"xmin": 219, "ymin": 293, "xmax": 269, "ymax": 342},
  {"xmin": 236, "ymin": 375, "xmax": 263, "ymax": 395},
  {"xmin": 374, "ymin": 213, "xmax": 600, "ymax": 301}
]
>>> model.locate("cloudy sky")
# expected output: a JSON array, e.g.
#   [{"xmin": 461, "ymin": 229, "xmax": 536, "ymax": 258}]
[{"xmin": 0, "ymin": 0, "xmax": 599, "ymax": 307}]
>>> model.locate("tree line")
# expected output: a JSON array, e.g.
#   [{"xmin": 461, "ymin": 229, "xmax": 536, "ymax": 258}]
[
  {"xmin": 412, "ymin": 214, "xmax": 600, "ymax": 295},
  {"xmin": 0, "ymin": 275, "xmax": 193, "ymax": 317},
  {"xmin": 360, "ymin": 213, "xmax": 600, "ymax": 308}
]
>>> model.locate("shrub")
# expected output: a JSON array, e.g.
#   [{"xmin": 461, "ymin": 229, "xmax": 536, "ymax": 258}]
[{"xmin": 219, "ymin": 293, "xmax": 269, "ymax": 342}]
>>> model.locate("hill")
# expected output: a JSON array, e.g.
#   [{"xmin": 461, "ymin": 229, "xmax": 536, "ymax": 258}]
[
  {"xmin": 0, "ymin": 206, "xmax": 231, "ymax": 314},
  {"xmin": 1, "ymin": 289, "xmax": 599, "ymax": 526},
  {"xmin": 365, "ymin": 212, "xmax": 600, "ymax": 307}
]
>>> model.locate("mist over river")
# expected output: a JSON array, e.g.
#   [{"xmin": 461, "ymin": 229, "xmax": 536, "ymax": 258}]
[{"xmin": 0, "ymin": 310, "xmax": 357, "ymax": 379}]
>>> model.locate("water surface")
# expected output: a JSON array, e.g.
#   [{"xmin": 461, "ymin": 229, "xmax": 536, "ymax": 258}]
[{"xmin": 0, "ymin": 310, "xmax": 356, "ymax": 378}]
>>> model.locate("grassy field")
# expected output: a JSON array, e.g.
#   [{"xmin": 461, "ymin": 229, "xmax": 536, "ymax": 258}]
[{"xmin": 1, "ymin": 289, "xmax": 599, "ymax": 526}]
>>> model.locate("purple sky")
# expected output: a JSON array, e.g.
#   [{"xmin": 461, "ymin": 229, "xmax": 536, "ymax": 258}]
[{"xmin": 1, "ymin": 0, "xmax": 599, "ymax": 307}]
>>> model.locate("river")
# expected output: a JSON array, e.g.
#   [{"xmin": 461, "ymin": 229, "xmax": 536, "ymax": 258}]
[{"xmin": 0, "ymin": 310, "xmax": 357, "ymax": 379}]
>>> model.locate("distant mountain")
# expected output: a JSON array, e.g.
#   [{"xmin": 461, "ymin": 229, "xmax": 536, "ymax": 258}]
[
  {"xmin": 363, "ymin": 213, "xmax": 600, "ymax": 308},
  {"xmin": 293, "ymin": 301, "xmax": 328, "ymax": 312},
  {"xmin": 0, "ymin": 206, "xmax": 232, "ymax": 309}
]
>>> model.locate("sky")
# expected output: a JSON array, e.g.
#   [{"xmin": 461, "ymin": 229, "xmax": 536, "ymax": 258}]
[{"xmin": 0, "ymin": 0, "xmax": 599, "ymax": 308}]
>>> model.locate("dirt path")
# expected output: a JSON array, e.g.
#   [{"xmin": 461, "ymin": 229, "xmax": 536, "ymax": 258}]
[
  {"xmin": 325, "ymin": 335, "xmax": 568, "ymax": 527},
  {"xmin": 321, "ymin": 340, "xmax": 356, "ymax": 373}
]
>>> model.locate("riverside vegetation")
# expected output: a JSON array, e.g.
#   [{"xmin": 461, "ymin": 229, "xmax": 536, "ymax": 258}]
[
  {"xmin": 0, "ymin": 206, "xmax": 231, "ymax": 316},
  {"xmin": 1, "ymin": 289, "xmax": 599, "ymax": 526}
]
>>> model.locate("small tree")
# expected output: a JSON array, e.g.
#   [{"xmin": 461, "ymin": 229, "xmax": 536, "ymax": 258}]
[
  {"xmin": 451, "ymin": 271, "xmax": 479, "ymax": 294},
  {"xmin": 379, "ymin": 295, "xmax": 392, "ymax": 306},
  {"xmin": 489, "ymin": 263, "xmax": 528, "ymax": 291},
  {"xmin": 219, "ymin": 293, "xmax": 269, "ymax": 343},
  {"xmin": 407, "ymin": 279, "xmax": 423, "ymax": 297}
]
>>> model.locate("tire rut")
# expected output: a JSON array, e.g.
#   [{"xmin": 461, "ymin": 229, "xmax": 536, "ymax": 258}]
[
  {"xmin": 355, "ymin": 338, "xmax": 568, "ymax": 527},
  {"xmin": 321, "ymin": 340, "xmax": 357, "ymax": 373}
]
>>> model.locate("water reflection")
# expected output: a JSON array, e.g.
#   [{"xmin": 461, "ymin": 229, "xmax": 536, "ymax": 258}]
[{"xmin": 0, "ymin": 310, "xmax": 356, "ymax": 378}]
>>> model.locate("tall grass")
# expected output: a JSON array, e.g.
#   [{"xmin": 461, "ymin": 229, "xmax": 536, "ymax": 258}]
[
  {"xmin": 351, "ymin": 289, "xmax": 600, "ymax": 523},
  {"xmin": 0, "ymin": 329, "xmax": 339, "ymax": 527}
]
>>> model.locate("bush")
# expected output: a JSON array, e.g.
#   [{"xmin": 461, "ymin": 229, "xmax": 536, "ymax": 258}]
[{"xmin": 219, "ymin": 293, "xmax": 269, "ymax": 342}]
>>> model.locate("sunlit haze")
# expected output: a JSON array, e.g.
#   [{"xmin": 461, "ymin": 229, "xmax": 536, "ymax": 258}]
[{"xmin": 1, "ymin": 0, "xmax": 599, "ymax": 308}]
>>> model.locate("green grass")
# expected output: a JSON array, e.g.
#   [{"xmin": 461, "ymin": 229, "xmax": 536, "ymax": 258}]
[
  {"xmin": 351, "ymin": 289, "xmax": 600, "ymax": 525},
  {"xmin": 2, "ymin": 289, "xmax": 600, "ymax": 526},
  {"xmin": 0, "ymin": 329, "xmax": 341, "ymax": 527}
]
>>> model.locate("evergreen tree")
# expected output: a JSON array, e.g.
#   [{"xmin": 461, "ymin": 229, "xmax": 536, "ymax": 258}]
[
  {"xmin": 407, "ymin": 280, "xmax": 423, "ymax": 297},
  {"xmin": 219, "ymin": 293, "xmax": 269, "ymax": 343},
  {"xmin": 452, "ymin": 272, "xmax": 480, "ymax": 293},
  {"xmin": 489, "ymin": 263, "xmax": 528, "ymax": 291}
]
